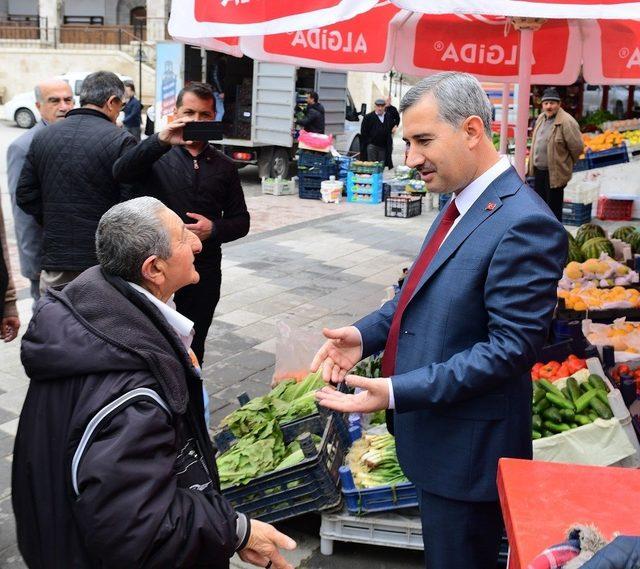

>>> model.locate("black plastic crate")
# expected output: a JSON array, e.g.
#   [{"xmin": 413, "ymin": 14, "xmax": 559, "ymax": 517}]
[
  {"xmin": 587, "ymin": 145, "xmax": 629, "ymax": 170},
  {"xmin": 561, "ymin": 202, "xmax": 592, "ymax": 226},
  {"xmin": 298, "ymin": 174, "xmax": 323, "ymax": 200},
  {"xmin": 385, "ymin": 195, "xmax": 423, "ymax": 218},
  {"xmin": 221, "ymin": 416, "xmax": 344, "ymax": 523},
  {"xmin": 297, "ymin": 162, "xmax": 338, "ymax": 180},
  {"xmin": 297, "ymin": 150, "xmax": 336, "ymax": 169},
  {"xmin": 556, "ymin": 298, "xmax": 640, "ymax": 323}
]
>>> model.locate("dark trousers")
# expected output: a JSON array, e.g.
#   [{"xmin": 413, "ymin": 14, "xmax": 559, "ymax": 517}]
[
  {"xmin": 174, "ymin": 261, "xmax": 221, "ymax": 365},
  {"xmin": 419, "ymin": 490, "xmax": 504, "ymax": 569},
  {"xmin": 534, "ymin": 168, "xmax": 565, "ymax": 222},
  {"xmin": 366, "ymin": 143, "xmax": 386, "ymax": 165}
]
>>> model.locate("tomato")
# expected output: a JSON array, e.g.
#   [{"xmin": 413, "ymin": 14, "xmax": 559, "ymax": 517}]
[
  {"xmin": 539, "ymin": 361, "xmax": 561, "ymax": 379},
  {"xmin": 554, "ymin": 364, "xmax": 571, "ymax": 380},
  {"xmin": 618, "ymin": 364, "xmax": 631, "ymax": 376},
  {"xmin": 531, "ymin": 362, "xmax": 543, "ymax": 380}
]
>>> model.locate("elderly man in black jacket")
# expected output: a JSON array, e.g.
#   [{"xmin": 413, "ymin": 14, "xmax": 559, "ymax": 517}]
[
  {"xmin": 113, "ymin": 82, "xmax": 250, "ymax": 364},
  {"xmin": 16, "ymin": 71, "xmax": 134, "ymax": 294},
  {"xmin": 13, "ymin": 196, "xmax": 296, "ymax": 569}
]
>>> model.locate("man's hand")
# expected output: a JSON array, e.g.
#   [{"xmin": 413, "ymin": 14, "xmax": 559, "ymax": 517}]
[
  {"xmin": 316, "ymin": 375, "xmax": 389, "ymax": 413},
  {"xmin": 158, "ymin": 119, "xmax": 192, "ymax": 147},
  {"xmin": 1, "ymin": 316, "xmax": 20, "ymax": 343},
  {"xmin": 310, "ymin": 326, "xmax": 363, "ymax": 384},
  {"xmin": 185, "ymin": 212, "xmax": 213, "ymax": 241},
  {"xmin": 238, "ymin": 519, "xmax": 296, "ymax": 569}
]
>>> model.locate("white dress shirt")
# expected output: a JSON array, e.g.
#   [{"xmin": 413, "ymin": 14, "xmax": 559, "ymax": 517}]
[
  {"xmin": 386, "ymin": 156, "xmax": 512, "ymax": 409},
  {"xmin": 127, "ymin": 282, "xmax": 195, "ymax": 352}
]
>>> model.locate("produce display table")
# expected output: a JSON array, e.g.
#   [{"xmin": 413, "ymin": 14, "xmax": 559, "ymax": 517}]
[{"xmin": 497, "ymin": 458, "xmax": 640, "ymax": 569}]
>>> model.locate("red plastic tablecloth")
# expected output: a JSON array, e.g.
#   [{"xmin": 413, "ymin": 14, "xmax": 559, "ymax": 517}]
[{"xmin": 497, "ymin": 458, "xmax": 640, "ymax": 569}]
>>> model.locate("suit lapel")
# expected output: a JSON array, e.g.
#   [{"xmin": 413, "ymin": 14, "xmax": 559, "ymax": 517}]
[{"xmin": 409, "ymin": 167, "xmax": 523, "ymax": 302}]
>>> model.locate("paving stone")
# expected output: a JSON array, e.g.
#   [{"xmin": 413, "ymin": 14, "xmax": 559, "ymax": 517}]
[
  {"xmin": 244, "ymin": 294, "xmax": 307, "ymax": 317},
  {"xmin": 0, "ymin": 434, "xmax": 15, "ymax": 459},
  {"xmin": 202, "ymin": 361, "xmax": 255, "ymax": 387},
  {"xmin": 203, "ymin": 334, "xmax": 258, "ymax": 365},
  {"xmin": 221, "ymin": 349, "xmax": 275, "ymax": 373},
  {"xmin": 214, "ymin": 310, "xmax": 265, "ymax": 328},
  {"xmin": 235, "ymin": 320, "xmax": 277, "ymax": 342},
  {"xmin": 0, "ymin": 419, "xmax": 19, "ymax": 438},
  {"xmin": 0, "ymin": 387, "xmax": 28, "ymax": 416},
  {"xmin": 0, "ymin": 457, "xmax": 10, "ymax": 498},
  {"xmin": 0, "ymin": 372, "xmax": 27, "ymax": 395}
]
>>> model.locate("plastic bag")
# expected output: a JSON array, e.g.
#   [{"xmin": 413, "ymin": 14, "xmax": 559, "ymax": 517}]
[{"xmin": 272, "ymin": 320, "xmax": 324, "ymax": 386}]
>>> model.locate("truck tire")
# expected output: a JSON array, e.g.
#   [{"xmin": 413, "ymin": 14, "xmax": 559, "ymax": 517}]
[{"xmin": 270, "ymin": 148, "xmax": 291, "ymax": 178}]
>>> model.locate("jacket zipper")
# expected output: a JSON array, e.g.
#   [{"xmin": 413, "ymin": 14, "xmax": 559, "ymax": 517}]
[{"xmin": 193, "ymin": 159, "xmax": 199, "ymax": 170}]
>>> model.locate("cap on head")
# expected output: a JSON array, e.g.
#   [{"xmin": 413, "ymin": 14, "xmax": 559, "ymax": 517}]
[
  {"xmin": 374, "ymin": 98, "xmax": 386, "ymax": 106},
  {"xmin": 541, "ymin": 87, "xmax": 561, "ymax": 103}
]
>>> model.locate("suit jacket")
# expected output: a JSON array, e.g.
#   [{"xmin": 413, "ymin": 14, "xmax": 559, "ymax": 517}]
[
  {"xmin": 355, "ymin": 167, "xmax": 567, "ymax": 502},
  {"xmin": 6, "ymin": 120, "xmax": 45, "ymax": 280},
  {"xmin": 360, "ymin": 111, "xmax": 398, "ymax": 169}
]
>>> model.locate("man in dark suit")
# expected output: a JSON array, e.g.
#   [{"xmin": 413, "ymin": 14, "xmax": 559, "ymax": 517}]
[{"xmin": 313, "ymin": 72, "xmax": 567, "ymax": 569}]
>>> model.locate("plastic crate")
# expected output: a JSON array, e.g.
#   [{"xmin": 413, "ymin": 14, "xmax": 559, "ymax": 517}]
[
  {"xmin": 298, "ymin": 174, "xmax": 323, "ymax": 200},
  {"xmin": 319, "ymin": 509, "xmax": 423, "ymax": 555},
  {"xmin": 297, "ymin": 161, "xmax": 338, "ymax": 180},
  {"xmin": 297, "ymin": 149, "xmax": 336, "ymax": 169},
  {"xmin": 573, "ymin": 158, "xmax": 590, "ymax": 172},
  {"xmin": 350, "ymin": 161, "xmax": 384, "ymax": 174},
  {"xmin": 597, "ymin": 196, "xmax": 634, "ymax": 221},
  {"xmin": 222, "ymin": 416, "xmax": 344, "ymax": 523},
  {"xmin": 562, "ymin": 202, "xmax": 592, "ymax": 226},
  {"xmin": 587, "ymin": 145, "xmax": 629, "ymax": 170},
  {"xmin": 347, "ymin": 171, "xmax": 383, "ymax": 204},
  {"xmin": 261, "ymin": 177, "xmax": 296, "ymax": 196},
  {"xmin": 385, "ymin": 195, "xmax": 423, "ymax": 218},
  {"xmin": 339, "ymin": 466, "xmax": 419, "ymax": 515}
]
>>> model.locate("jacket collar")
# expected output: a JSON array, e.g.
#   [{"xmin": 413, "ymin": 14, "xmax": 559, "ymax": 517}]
[
  {"xmin": 410, "ymin": 166, "xmax": 524, "ymax": 300},
  {"xmin": 52, "ymin": 266, "xmax": 196, "ymax": 414},
  {"xmin": 66, "ymin": 107, "xmax": 113, "ymax": 123}
]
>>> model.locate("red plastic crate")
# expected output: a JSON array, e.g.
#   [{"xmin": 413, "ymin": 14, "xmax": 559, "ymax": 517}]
[{"xmin": 596, "ymin": 196, "xmax": 633, "ymax": 221}]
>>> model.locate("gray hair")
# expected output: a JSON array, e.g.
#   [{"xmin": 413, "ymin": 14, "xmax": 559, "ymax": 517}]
[
  {"xmin": 79, "ymin": 71, "xmax": 125, "ymax": 107},
  {"xmin": 96, "ymin": 197, "xmax": 172, "ymax": 284},
  {"xmin": 34, "ymin": 85, "xmax": 43, "ymax": 103},
  {"xmin": 400, "ymin": 72, "xmax": 493, "ymax": 137}
]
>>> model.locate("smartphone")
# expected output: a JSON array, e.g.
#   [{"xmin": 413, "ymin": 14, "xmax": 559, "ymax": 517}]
[{"xmin": 182, "ymin": 121, "xmax": 224, "ymax": 141}]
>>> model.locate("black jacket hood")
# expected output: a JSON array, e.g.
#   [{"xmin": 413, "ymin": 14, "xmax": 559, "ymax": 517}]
[{"xmin": 21, "ymin": 265, "xmax": 194, "ymax": 413}]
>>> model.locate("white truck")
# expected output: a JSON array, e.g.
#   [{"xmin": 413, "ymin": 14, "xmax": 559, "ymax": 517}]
[{"xmin": 155, "ymin": 42, "xmax": 365, "ymax": 178}]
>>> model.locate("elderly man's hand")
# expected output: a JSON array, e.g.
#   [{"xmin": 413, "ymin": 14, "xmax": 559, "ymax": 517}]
[
  {"xmin": 185, "ymin": 212, "xmax": 213, "ymax": 241},
  {"xmin": 310, "ymin": 326, "xmax": 362, "ymax": 384},
  {"xmin": 158, "ymin": 119, "xmax": 192, "ymax": 147},
  {"xmin": 316, "ymin": 375, "xmax": 389, "ymax": 413},
  {"xmin": 238, "ymin": 519, "xmax": 296, "ymax": 569},
  {"xmin": 1, "ymin": 316, "xmax": 20, "ymax": 343}
]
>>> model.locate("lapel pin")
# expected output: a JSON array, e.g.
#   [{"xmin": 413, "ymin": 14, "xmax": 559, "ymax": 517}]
[{"xmin": 485, "ymin": 202, "xmax": 496, "ymax": 211}]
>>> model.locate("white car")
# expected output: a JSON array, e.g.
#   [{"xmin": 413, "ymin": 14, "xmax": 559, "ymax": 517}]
[{"xmin": 3, "ymin": 71, "xmax": 133, "ymax": 128}]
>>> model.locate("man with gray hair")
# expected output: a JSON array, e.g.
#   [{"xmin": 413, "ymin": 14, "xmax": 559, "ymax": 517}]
[
  {"xmin": 6, "ymin": 78, "xmax": 73, "ymax": 301},
  {"xmin": 13, "ymin": 196, "xmax": 297, "ymax": 569},
  {"xmin": 16, "ymin": 70, "xmax": 134, "ymax": 294},
  {"xmin": 312, "ymin": 72, "xmax": 567, "ymax": 569}
]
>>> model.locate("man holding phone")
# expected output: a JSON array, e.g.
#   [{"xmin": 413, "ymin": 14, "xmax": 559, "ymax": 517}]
[{"xmin": 113, "ymin": 82, "xmax": 250, "ymax": 365}]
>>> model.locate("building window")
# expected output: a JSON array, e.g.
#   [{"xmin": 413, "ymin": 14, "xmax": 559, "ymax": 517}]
[{"xmin": 63, "ymin": 16, "xmax": 105, "ymax": 25}]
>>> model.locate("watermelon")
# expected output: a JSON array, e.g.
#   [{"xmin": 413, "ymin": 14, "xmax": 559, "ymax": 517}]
[
  {"xmin": 576, "ymin": 223, "xmax": 606, "ymax": 247},
  {"xmin": 581, "ymin": 237, "xmax": 615, "ymax": 260},
  {"xmin": 628, "ymin": 231, "xmax": 640, "ymax": 255},
  {"xmin": 568, "ymin": 240, "xmax": 584, "ymax": 263},
  {"xmin": 611, "ymin": 225, "xmax": 637, "ymax": 244}
]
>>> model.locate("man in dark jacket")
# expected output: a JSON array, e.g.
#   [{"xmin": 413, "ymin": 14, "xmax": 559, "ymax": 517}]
[
  {"xmin": 113, "ymin": 82, "xmax": 250, "ymax": 364},
  {"xmin": 12, "ymin": 196, "xmax": 296, "ymax": 569},
  {"xmin": 296, "ymin": 91, "xmax": 325, "ymax": 134},
  {"xmin": 360, "ymin": 98, "xmax": 400, "ymax": 170},
  {"xmin": 121, "ymin": 80, "xmax": 142, "ymax": 141},
  {"xmin": 16, "ymin": 71, "xmax": 134, "ymax": 295}
]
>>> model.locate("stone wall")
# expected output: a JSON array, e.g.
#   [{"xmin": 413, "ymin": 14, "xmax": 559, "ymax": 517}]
[{"xmin": 0, "ymin": 47, "xmax": 155, "ymax": 104}]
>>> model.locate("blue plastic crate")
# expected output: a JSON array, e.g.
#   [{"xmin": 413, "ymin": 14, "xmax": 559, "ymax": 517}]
[
  {"xmin": 339, "ymin": 466, "xmax": 418, "ymax": 515},
  {"xmin": 298, "ymin": 173, "xmax": 323, "ymax": 200},
  {"xmin": 347, "ymin": 171, "xmax": 383, "ymax": 204},
  {"xmin": 561, "ymin": 202, "xmax": 592, "ymax": 226},
  {"xmin": 221, "ymin": 416, "xmax": 344, "ymax": 523},
  {"xmin": 573, "ymin": 158, "xmax": 589, "ymax": 172},
  {"xmin": 586, "ymin": 144, "xmax": 629, "ymax": 170},
  {"xmin": 297, "ymin": 162, "xmax": 338, "ymax": 180},
  {"xmin": 297, "ymin": 149, "xmax": 336, "ymax": 169}
]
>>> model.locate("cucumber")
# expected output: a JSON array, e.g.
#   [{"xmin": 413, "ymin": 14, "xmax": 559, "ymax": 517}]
[
  {"xmin": 542, "ymin": 429, "xmax": 554, "ymax": 437},
  {"xmin": 533, "ymin": 398, "xmax": 551, "ymax": 414},
  {"xmin": 570, "ymin": 423, "xmax": 578, "ymax": 429},
  {"xmin": 532, "ymin": 430, "xmax": 542, "ymax": 440},
  {"xmin": 559, "ymin": 408, "xmax": 575, "ymax": 421},
  {"xmin": 543, "ymin": 420, "xmax": 572, "ymax": 433},
  {"xmin": 575, "ymin": 389, "xmax": 599, "ymax": 413},
  {"xmin": 538, "ymin": 378, "xmax": 564, "ymax": 398},
  {"xmin": 532, "ymin": 414, "xmax": 543, "ymax": 431},
  {"xmin": 588, "ymin": 374, "xmax": 610, "ymax": 393},
  {"xmin": 561, "ymin": 387, "xmax": 570, "ymax": 400},
  {"xmin": 574, "ymin": 414, "xmax": 593, "ymax": 426},
  {"xmin": 595, "ymin": 389, "xmax": 609, "ymax": 405},
  {"xmin": 580, "ymin": 382, "xmax": 592, "ymax": 393},
  {"xmin": 566, "ymin": 377, "xmax": 582, "ymax": 403},
  {"xmin": 542, "ymin": 407, "xmax": 563, "ymax": 423},
  {"xmin": 589, "ymin": 397, "xmax": 613, "ymax": 420},
  {"xmin": 546, "ymin": 392, "xmax": 576, "ymax": 411},
  {"xmin": 533, "ymin": 388, "xmax": 546, "ymax": 404},
  {"xmin": 588, "ymin": 411, "xmax": 599, "ymax": 421}
]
